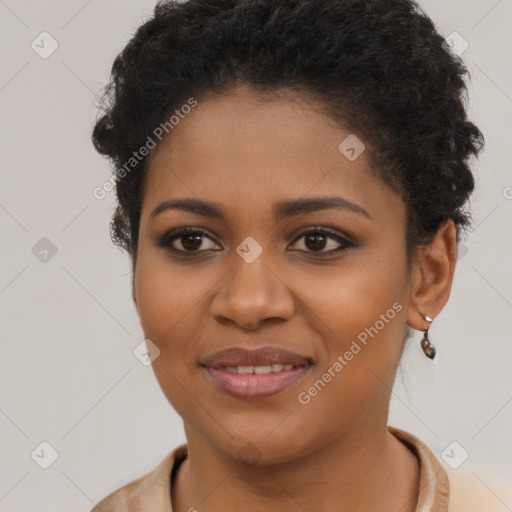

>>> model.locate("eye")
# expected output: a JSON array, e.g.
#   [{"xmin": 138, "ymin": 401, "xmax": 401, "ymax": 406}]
[
  {"xmin": 156, "ymin": 226, "xmax": 354, "ymax": 256},
  {"xmin": 156, "ymin": 227, "xmax": 220, "ymax": 253},
  {"xmin": 289, "ymin": 227, "xmax": 353, "ymax": 255}
]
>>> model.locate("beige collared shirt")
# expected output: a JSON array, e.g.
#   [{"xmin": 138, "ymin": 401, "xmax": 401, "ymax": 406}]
[{"xmin": 90, "ymin": 426, "xmax": 494, "ymax": 511}]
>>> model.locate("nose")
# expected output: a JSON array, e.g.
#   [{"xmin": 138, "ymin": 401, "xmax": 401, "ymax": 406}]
[{"xmin": 210, "ymin": 253, "xmax": 295, "ymax": 329}]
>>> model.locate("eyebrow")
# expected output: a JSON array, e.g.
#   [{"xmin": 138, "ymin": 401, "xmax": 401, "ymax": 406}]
[{"xmin": 149, "ymin": 196, "xmax": 372, "ymax": 221}]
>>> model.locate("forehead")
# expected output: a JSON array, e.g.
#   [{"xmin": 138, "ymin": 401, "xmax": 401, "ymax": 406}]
[{"xmin": 142, "ymin": 88, "xmax": 404, "ymax": 226}]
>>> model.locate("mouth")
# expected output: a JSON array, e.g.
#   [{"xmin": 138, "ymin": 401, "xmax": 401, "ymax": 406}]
[{"xmin": 200, "ymin": 346, "xmax": 314, "ymax": 400}]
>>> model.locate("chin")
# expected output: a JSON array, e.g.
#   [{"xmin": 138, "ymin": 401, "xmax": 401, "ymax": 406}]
[{"xmin": 205, "ymin": 427, "xmax": 318, "ymax": 467}]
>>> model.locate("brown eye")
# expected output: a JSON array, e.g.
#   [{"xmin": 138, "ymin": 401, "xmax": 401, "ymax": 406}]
[
  {"xmin": 179, "ymin": 232, "xmax": 206, "ymax": 251},
  {"xmin": 290, "ymin": 228, "xmax": 353, "ymax": 255},
  {"xmin": 156, "ymin": 226, "xmax": 354, "ymax": 257},
  {"xmin": 157, "ymin": 227, "xmax": 220, "ymax": 253}
]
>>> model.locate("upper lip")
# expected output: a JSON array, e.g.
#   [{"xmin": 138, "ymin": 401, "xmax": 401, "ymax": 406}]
[{"xmin": 200, "ymin": 346, "xmax": 313, "ymax": 368}]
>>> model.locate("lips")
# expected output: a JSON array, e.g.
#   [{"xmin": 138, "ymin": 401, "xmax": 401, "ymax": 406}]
[
  {"xmin": 200, "ymin": 346, "xmax": 313, "ymax": 400},
  {"xmin": 200, "ymin": 346, "xmax": 313, "ymax": 368}
]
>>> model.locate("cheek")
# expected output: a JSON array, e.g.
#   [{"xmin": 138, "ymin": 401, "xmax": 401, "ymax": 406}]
[
  {"xmin": 133, "ymin": 247, "xmax": 233, "ymax": 390},
  {"xmin": 134, "ymin": 253, "xmax": 208, "ymax": 416},
  {"xmin": 292, "ymin": 252, "xmax": 409, "ymax": 420},
  {"xmin": 135, "ymin": 249, "xmax": 202, "ymax": 336},
  {"xmin": 294, "ymin": 248, "xmax": 408, "ymax": 350},
  {"xmin": 134, "ymin": 252, "xmax": 195, "ymax": 363},
  {"xmin": 320, "ymin": 270, "xmax": 407, "ymax": 354}
]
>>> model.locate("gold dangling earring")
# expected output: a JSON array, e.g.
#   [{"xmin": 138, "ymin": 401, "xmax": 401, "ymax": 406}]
[{"xmin": 421, "ymin": 315, "xmax": 436, "ymax": 360}]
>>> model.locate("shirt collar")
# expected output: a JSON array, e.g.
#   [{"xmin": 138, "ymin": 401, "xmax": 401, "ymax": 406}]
[{"xmin": 92, "ymin": 427, "xmax": 449, "ymax": 511}]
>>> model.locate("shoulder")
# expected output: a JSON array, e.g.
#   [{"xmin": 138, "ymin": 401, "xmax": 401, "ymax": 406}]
[
  {"xmin": 388, "ymin": 426, "xmax": 450, "ymax": 511},
  {"xmin": 90, "ymin": 444, "xmax": 188, "ymax": 512},
  {"xmin": 388, "ymin": 426, "xmax": 502, "ymax": 512},
  {"xmin": 445, "ymin": 466, "xmax": 504, "ymax": 512}
]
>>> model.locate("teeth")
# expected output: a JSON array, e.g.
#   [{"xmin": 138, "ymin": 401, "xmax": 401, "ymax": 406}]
[
  {"xmin": 254, "ymin": 365, "xmax": 272, "ymax": 374},
  {"xmin": 222, "ymin": 364, "xmax": 297, "ymax": 374}
]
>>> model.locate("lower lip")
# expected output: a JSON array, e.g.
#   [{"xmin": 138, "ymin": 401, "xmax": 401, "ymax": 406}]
[{"xmin": 205, "ymin": 366, "xmax": 311, "ymax": 400}]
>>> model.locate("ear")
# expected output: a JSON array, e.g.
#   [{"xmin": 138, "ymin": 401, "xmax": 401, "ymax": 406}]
[{"xmin": 406, "ymin": 219, "xmax": 458, "ymax": 331}]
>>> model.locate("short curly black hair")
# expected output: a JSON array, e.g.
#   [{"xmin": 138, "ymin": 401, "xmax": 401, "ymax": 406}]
[{"xmin": 92, "ymin": 0, "xmax": 484, "ymax": 265}]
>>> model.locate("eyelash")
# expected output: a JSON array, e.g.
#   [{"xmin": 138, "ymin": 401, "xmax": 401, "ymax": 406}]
[{"xmin": 156, "ymin": 226, "xmax": 355, "ymax": 257}]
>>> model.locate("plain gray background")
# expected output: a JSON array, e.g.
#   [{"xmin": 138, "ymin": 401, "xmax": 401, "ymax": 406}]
[{"xmin": 1, "ymin": 1, "xmax": 511, "ymax": 510}]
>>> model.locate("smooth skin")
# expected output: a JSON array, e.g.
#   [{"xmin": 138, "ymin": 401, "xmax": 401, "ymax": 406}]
[{"xmin": 132, "ymin": 86, "xmax": 457, "ymax": 512}]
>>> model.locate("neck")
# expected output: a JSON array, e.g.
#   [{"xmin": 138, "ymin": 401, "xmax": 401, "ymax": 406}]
[{"xmin": 172, "ymin": 420, "xmax": 420, "ymax": 512}]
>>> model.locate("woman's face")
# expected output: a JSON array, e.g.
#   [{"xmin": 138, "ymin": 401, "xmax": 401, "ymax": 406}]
[{"xmin": 133, "ymin": 87, "xmax": 420, "ymax": 463}]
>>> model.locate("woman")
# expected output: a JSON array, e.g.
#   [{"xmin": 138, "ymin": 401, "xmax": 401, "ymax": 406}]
[{"xmin": 91, "ymin": 0, "xmax": 486, "ymax": 510}]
